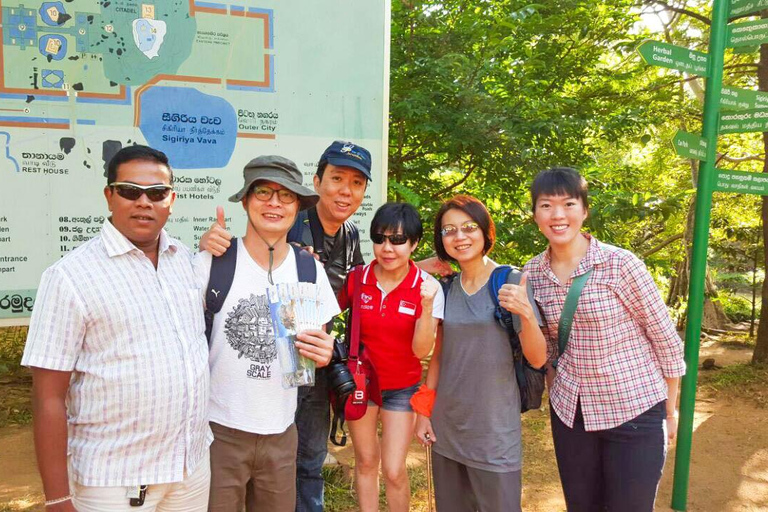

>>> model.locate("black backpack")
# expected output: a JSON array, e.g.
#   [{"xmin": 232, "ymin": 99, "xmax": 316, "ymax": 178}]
[
  {"xmin": 441, "ymin": 266, "xmax": 546, "ymax": 413},
  {"xmin": 204, "ymin": 237, "xmax": 317, "ymax": 342}
]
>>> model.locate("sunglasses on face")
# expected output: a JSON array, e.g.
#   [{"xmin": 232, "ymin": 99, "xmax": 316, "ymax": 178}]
[
  {"xmin": 109, "ymin": 182, "xmax": 173, "ymax": 202},
  {"xmin": 440, "ymin": 221, "xmax": 480, "ymax": 238},
  {"xmin": 371, "ymin": 233, "xmax": 410, "ymax": 245},
  {"xmin": 250, "ymin": 185, "xmax": 298, "ymax": 204}
]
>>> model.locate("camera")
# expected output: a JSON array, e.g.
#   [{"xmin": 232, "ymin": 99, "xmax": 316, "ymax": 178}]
[{"xmin": 327, "ymin": 338, "xmax": 356, "ymax": 398}]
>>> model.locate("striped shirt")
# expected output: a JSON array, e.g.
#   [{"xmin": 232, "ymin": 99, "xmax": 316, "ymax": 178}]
[
  {"xmin": 524, "ymin": 234, "xmax": 686, "ymax": 431},
  {"xmin": 22, "ymin": 219, "xmax": 212, "ymax": 487}
]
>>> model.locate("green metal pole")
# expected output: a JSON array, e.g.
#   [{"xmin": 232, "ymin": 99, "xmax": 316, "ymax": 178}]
[{"xmin": 671, "ymin": 0, "xmax": 729, "ymax": 510}]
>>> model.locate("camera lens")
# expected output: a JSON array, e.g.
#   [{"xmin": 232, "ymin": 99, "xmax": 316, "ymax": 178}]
[{"xmin": 328, "ymin": 363, "xmax": 356, "ymax": 399}]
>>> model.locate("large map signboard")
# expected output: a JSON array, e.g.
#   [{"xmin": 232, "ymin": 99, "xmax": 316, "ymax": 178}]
[{"xmin": 0, "ymin": 0, "xmax": 390, "ymax": 320}]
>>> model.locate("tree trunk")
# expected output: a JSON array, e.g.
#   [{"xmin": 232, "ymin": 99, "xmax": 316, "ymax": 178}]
[
  {"xmin": 666, "ymin": 167, "xmax": 729, "ymax": 331},
  {"xmin": 753, "ymin": 43, "xmax": 768, "ymax": 363}
]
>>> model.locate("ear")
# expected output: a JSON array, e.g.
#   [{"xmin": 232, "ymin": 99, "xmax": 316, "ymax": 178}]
[
  {"xmin": 313, "ymin": 174, "xmax": 321, "ymax": 193},
  {"xmin": 104, "ymin": 186, "xmax": 113, "ymax": 212},
  {"xmin": 168, "ymin": 191, "xmax": 177, "ymax": 214}
]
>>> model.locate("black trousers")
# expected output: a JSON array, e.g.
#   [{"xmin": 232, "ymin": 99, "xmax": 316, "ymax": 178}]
[{"xmin": 550, "ymin": 400, "xmax": 667, "ymax": 512}]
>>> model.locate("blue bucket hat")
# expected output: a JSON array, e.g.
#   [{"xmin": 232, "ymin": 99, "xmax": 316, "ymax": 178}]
[{"xmin": 318, "ymin": 141, "xmax": 372, "ymax": 181}]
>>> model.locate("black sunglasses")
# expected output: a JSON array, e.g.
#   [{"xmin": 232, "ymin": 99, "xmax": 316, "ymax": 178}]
[
  {"xmin": 371, "ymin": 233, "xmax": 410, "ymax": 245},
  {"xmin": 109, "ymin": 182, "xmax": 173, "ymax": 202}
]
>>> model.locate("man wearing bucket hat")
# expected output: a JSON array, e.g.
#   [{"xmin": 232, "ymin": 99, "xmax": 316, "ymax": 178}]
[
  {"xmin": 200, "ymin": 142, "xmax": 451, "ymax": 511},
  {"xmin": 194, "ymin": 155, "xmax": 340, "ymax": 511},
  {"xmin": 200, "ymin": 141, "xmax": 372, "ymax": 511}
]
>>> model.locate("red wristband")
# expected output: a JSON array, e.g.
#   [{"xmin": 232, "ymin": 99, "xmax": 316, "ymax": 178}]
[{"xmin": 410, "ymin": 384, "xmax": 436, "ymax": 417}]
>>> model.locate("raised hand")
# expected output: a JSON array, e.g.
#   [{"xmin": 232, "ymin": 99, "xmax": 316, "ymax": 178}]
[
  {"xmin": 497, "ymin": 272, "xmax": 533, "ymax": 317},
  {"xmin": 420, "ymin": 278, "xmax": 439, "ymax": 310},
  {"xmin": 199, "ymin": 205, "xmax": 233, "ymax": 256}
]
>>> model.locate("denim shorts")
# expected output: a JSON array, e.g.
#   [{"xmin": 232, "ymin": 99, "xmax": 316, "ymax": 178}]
[{"xmin": 370, "ymin": 383, "xmax": 421, "ymax": 412}]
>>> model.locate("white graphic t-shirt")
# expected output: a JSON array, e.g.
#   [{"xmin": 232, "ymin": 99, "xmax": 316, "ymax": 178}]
[{"xmin": 194, "ymin": 239, "xmax": 340, "ymax": 434}]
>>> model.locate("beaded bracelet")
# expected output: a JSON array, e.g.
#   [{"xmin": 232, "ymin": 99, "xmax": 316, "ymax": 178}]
[{"xmin": 45, "ymin": 494, "xmax": 72, "ymax": 507}]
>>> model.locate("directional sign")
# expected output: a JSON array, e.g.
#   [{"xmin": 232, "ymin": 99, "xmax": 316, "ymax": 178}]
[
  {"xmin": 636, "ymin": 40, "xmax": 709, "ymax": 76},
  {"xmin": 715, "ymin": 169, "xmax": 768, "ymax": 195},
  {"xmin": 730, "ymin": 0, "xmax": 768, "ymax": 17},
  {"xmin": 672, "ymin": 130, "xmax": 708, "ymax": 160},
  {"xmin": 720, "ymin": 86, "xmax": 768, "ymax": 111},
  {"xmin": 719, "ymin": 108, "xmax": 768, "ymax": 133},
  {"xmin": 727, "ymin": 19, "xmax": 768, "ymax": 48}
]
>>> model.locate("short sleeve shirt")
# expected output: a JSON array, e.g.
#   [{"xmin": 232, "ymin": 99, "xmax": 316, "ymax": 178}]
[
  {"xmin": 194, "ymin": 240, "xmax": 340, "ymax": 434},
  {"xmin": 431, "ymin": 269, "xmax": 538, "ymax": 473},
  {"xmin": 523, "ymin": 234, "xmax": 686, "ymax": 431},
  {"xmin": 21, "ymin": 220, "xmax": 211, "ymax": 487},
  {"xmin": 338, "ymin": 261, "xmax": 444, "ymax": 390}
]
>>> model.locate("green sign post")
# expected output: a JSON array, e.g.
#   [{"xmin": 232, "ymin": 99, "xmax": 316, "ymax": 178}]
[
  {"xmin": 636, "ymin": 40, "xmax": 710, "ymax": 76},
  {"xmin": 641, "ymin": 1, "xmax": 768, "ymax": 509},
  {"xmin": 673, "ymin": 130, "xmax": 708, "ymax": 160},
  {"xmin": 729, "ymin": 0, "xmax": 768, "ymax": 17},
  {"xmin": 727, "ymin": 18, "xmax": 768, "ymax": 47},
  {"xmin": 719, "ymin": 108, "xmax": 768, "ymax": 133},
  {"xmin": 721, "ymin": 85, "xmax": 768, "ymax": 110},
  {"xmin": 715, "ymin": 168, "xmax": 768, "ymax": 194}
]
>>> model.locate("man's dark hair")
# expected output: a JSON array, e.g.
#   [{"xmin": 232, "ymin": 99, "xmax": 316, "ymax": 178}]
[
  {"xmin": 106, "ymin": 145, "xmax": 172, "ymax": 185},
  {"xmin": 370, "ymin": 202, "xmax": 423, "ymax": 244},
  {"xmin": 434, "ymin": 195, "xmax": 495, "ymax": 263},
  {"xmin": 316, "ymin": 161, "xmax": 329, "ymax": 181},
  {"xmin": 530, "ymin": 167, "xmax": 588, "ymax": 212}
]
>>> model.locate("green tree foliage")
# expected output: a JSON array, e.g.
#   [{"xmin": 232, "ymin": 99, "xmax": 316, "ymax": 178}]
[{"xmin": 389, "ymin": 0, "xmax": 694, "ymax": 272}]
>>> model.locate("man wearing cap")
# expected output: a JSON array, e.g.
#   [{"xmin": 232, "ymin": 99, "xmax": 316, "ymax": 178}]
[{"xmin": 194, "ymin": 155, "xmax": 339, "ymax": 511}]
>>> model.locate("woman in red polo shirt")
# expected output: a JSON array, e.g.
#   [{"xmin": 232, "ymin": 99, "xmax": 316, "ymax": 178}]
[{"xmin": 338, "ymin": 202, "xmax": 443, "ymax": 512}]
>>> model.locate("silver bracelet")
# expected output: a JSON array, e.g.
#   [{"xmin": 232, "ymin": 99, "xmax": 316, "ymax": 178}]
[{"xmin": 45, "ymin": 494, "xmax": 72, "ymax": 507}]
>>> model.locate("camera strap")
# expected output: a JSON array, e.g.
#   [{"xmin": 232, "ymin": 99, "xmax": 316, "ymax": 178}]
[{"xmin": 329, "ymin": 265, "xmax": 363, "ymax": 447}]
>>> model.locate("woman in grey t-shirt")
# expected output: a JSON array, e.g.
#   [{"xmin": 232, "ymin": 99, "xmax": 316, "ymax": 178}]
[{"xmin": 414, "ymin": 195, "xmax": 546, "ymax": 512}]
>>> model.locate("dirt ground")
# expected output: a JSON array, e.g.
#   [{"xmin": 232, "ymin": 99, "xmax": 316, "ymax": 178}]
[{"xmin": 1, "ymin": 338, "xmax": 766, "ymax": 511}]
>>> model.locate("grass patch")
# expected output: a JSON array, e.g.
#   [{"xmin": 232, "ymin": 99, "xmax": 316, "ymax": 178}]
[
  {"xmin": 699, "ymin": 363, "xmax": 768, "ymax": 408},
  {"xmin": 323, "ymin": 463, "xmax": 434, "ymax": 512},
  {"xmin": 0, "ymin": 367, "xmax": 33, "ymax": 428}
]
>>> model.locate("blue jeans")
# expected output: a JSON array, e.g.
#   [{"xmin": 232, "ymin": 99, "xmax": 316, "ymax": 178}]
[
  {"xmin": 550, "ymin": 399, "xmax": 668, "ymax": 512},
  {"xmin": 294, "ymin": 367, "xmax": 330, "ymax": 512}
]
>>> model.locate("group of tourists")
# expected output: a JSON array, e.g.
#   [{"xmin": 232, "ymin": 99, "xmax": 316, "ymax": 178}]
[{"xmin": 23, "ymin": 138, "xmax": 685, "ymax": 512}]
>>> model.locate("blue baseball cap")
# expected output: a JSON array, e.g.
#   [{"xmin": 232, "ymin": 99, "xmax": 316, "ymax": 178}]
[{"xmin": 318, "ymin": 141, "xmax": 372, "ymax": 181}]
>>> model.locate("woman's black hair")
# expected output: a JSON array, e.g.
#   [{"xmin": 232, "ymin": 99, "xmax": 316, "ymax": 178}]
[
  {"xmin": 530, "ymin": 167, "xmax": 588, "ymax": 212},
  {"xmin": 433, "ymin": 195, "xmax": 495, "ymax": 263},
  {"xmin": 370, "ymin": 202, "xmax": 423, "ymax": 244}
]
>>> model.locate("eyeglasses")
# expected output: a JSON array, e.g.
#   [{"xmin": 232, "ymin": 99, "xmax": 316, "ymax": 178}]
[
  {"xmin": 371, "ymin": 233, "xmax": 410, "ymax": 245},
  {"xmin": 440, "ymin": 221, "xmax": 480, "ymax": 238},
  {"xmin": 109, "ymin": 182, "xmax": 173, "ymax": 202},
  {"xmin": 250, "ymin": 185, "xmax": 298, "ymax": 204}
]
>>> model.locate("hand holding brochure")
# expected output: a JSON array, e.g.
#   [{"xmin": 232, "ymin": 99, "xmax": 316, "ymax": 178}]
[{"xmin": 267, "ymin": 282, "xmax": 322, "ymax": 388}]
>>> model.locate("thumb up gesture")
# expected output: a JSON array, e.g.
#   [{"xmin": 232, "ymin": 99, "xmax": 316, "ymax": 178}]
[
  {"xmin": 497, "ymin": 272, "xmax": 532, "ymax": 317},
  {"xmin": 199, "ymin": 205, "xmax": 233, "ymax": 256}
]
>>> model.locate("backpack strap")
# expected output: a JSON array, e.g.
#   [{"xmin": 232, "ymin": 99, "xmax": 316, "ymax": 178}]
[
  {"xmin": 287, "ymin": 210, "xmax": 310, "ymax": 245},
  {"xmin": 306, "ymin": 207, "xmax": 326, "ymax": 257},
  {"xmin": 344, "ymin": 220, "xmax": 360, "ymax": 269},
  {"xmin": 555, "ymin": 268, "xmax": 593, "ymax": 368},
  {"xmin": 204, "ymin": 237, "xmax": 239, "ymax": 344},
  {"xmin": 488, "ymin": 266, "xmax": 521, "ymax": 348},
  {"xmin": 292, "ymin": 244, "xmax": 317, "ymax": 284}
]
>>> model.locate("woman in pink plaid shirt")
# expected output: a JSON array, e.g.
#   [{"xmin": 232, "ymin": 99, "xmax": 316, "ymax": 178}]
[{"xmin": 522, "ymin": 167, "xmax": 686, "ymax": 512}]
